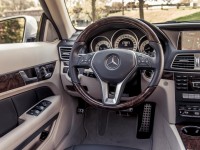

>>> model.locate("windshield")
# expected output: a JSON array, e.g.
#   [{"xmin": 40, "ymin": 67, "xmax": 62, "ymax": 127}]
[{"xmin": 65, "ymin": 0, "xmax": 200, "ymax": 29}]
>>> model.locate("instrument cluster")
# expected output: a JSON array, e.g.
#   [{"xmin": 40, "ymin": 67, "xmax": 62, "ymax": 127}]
[{"xmin": 90, "ymin": 29, "xmax": 155, "ymax": 57}]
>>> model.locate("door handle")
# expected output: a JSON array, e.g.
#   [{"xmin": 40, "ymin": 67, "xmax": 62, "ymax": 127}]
[{"xmin": 19, "ymin": 71, "xmax": 38, "ymax": 84}]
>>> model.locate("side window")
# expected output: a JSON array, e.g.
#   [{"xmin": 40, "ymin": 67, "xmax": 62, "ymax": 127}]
[
  {"xmin": 0, "ymin": 1, "xmax": 43, "ymax": 44},
  {"xmin": 43, "ymin": 20, "xmax": 59, "ymax": 42},
  {"xmin": 0, "ymin": 18, "xmax": 25, "ymax": 43},
  {"xmin": 37, "ymin": 13, "xmax": 59, "ymax": 42}
]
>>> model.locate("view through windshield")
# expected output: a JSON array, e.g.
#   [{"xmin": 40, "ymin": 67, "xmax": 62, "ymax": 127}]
[{"xmin": 65, "ymin": 0, "xmax": 200, "ymax": 28}]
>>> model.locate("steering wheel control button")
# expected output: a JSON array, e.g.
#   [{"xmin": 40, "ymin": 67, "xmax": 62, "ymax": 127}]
[
  {"xmin": 77, "ymin": 54, "xmax": 94, "ymax": 67},
  {"xmin": 83, "ymin": 71, "xmax": 96, "ymax": 78},
  {"xmin": 136, "ymin": 53, "xmax": 153, "ymax": 69},
  {"xmin": 138, "ymin": 57, "xmax": 149, "ymax": 66},
  {"xmin": 105, "ymin": 54, "xmax": 120, "ymax": 70},
  {"xmin": 27, "ymin": 100, "xmax": 51, "ymax": 116}
]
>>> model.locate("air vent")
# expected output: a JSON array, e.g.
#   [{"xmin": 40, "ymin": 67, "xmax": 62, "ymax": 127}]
[
  {"xmin": 59, "ymin": 46, "xmax": 72, "ymax": 61},
  {"xmin": 172, "ymin": 54, "xmax": 195, "ymax": 69}
]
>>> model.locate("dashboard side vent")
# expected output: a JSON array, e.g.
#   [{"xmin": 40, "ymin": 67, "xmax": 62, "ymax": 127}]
[
  {"xmin": 172, "ymin": 54, "xmax": 195, "ymax": 69},
  {"xmin": 59, "ymin": 46, "xmax": 72, "ymax": 61}
]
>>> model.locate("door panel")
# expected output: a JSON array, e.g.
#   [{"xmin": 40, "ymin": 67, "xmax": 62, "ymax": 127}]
[
  {"xmin": 0, "ymin": 42, "xmax": 58, "ymax": 75},
  {"xmin": 0, "ymin": 41, "xmax": 71, "ymax": 149},
  {"xmin": 0, "ymin": 96, "xmax": 61, "ymax": 150},
  {"xmin": 0, "ymin": 87, "xmax": 54, "ymax": 137},
  {"xmin": 0, "ymin": 42, "xmax": 59, "ymax": 99}
]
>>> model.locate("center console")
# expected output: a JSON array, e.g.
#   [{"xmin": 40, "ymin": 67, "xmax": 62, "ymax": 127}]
[
  {"xmin": 175, "ymin": 73, "xmax": 200, "ymax": 123},
  {"xmin": 174, "ymin": 72, "xmax": 200, "ymax": 150}
]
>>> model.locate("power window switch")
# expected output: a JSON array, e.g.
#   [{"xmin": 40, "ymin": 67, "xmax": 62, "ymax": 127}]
[
  {"xmin": 35, "ymin": 105, "xmax": 45, "ymax": 111},
  {"xmin": 27, "ymin": 110, "xmax": 35, "ymax": 115},
  {"xmin": 41, "ymin": 100, "xmax": 51, "ymax": 107},
  {"xmin": 33, "ymin": 109, "xmax": 41, "ymax": 116},
  {"xmin": 27, "ymin": 109, "xmax": 41, "ymax": 116}
]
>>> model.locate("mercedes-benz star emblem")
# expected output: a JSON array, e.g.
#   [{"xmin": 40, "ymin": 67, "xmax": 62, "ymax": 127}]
[{"xmin": 105, "ymin": 55, "xmax": 120, "ymax": 70}]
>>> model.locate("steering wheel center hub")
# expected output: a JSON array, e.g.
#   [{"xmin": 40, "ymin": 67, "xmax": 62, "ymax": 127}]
[
  {"xmin": 105, "ymin": 54, "xmax": 121, "ymax": 70},
  {"xmin": 91, "ymin": 49, "xmax": 137, "ymax": 84}
]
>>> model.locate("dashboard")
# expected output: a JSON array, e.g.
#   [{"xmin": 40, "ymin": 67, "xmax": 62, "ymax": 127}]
[
  {"xmin": 58, "ymin": 21, "xmax": 200, "ymax": 149},
  {"xmin": 59, "ymin": 22, "xmax": 200, "ymax": 124},
  {"xmin": 89, "ymin": 29, "xmax": 155, "ymax": 57}
]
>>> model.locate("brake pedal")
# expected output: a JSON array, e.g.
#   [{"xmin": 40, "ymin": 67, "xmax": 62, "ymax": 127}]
[{"xmin": 137, "ymin": 102, "xmax": 155, "ymax": 139}]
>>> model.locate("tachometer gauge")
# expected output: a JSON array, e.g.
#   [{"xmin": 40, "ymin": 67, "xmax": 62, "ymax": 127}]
[
  {"xmin": 114, "ymin": 34, "xmax": 137, "ymax": 51},
  {"xmin": 95, "ymin": 40, "xmax": 111, "ymax": 51},
  {"xmin": 90, "ymin": 36, "xmax": 111, "ymax": 51},
  {"xmin": 139, "ymin": 38, "xmax": 155, "ymax": 57}
]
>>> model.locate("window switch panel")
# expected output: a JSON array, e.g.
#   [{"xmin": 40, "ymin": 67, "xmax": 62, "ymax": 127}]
[{"xmin": 27, "ymin": 100, "xmax": 51, "ymax": 116}]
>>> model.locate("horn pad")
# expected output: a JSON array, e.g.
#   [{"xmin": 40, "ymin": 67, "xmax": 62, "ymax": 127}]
[{"xmin": 91, "ymin": 49, "xmax": 137, "ymax": 84}]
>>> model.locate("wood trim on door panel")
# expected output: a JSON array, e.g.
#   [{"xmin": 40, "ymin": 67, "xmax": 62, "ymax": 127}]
[
  {"xmin": 0, "ymin": 73, "xmax": 25, "ymax": 93},
  {"xmin": 0, "ymin": 62, "xmax": 56, "ymax": 94}
]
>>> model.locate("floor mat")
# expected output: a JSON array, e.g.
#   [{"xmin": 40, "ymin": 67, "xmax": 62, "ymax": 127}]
[{"xmin": 82, "ymin": 107, "xmax": 152, "ymax": 150}]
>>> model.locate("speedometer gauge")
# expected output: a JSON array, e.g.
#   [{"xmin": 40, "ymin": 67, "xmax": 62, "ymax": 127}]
[
  {"xmin": 111, "ymin": 29, "xmax": 138, "ymax": 51},
  {"xmin": 114, "ymin": 34, "xmax": 137, "ymax": 51},
  {"xmin": 90, "ymin": 36, "xmax": 111, "ymax": 51}
]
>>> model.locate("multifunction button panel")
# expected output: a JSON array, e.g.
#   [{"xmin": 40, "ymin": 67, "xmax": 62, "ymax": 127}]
[
  {"xmin": 175, "ymin": 73, "xmax": 200, "ymax": 101},
  {"xmin": 179, "ymin": 105, "xmax": 200, "ymax": 118},
  {"xmin": 175, "ymin": 73, "xmax": 200, "ymax": 92},
  {"xmin": 136, "ymin": 53, "xmax": 152, "ymax": 68},
  {"xmin": 27, "ymin": 100, "xmax": 51, "ymax": 116},
  {"xmin": 175, "ymin": 73, "xmax": 200, "ymax": 123}
]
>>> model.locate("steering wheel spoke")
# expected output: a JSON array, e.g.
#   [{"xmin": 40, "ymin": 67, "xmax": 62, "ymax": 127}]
[
  {"xmin": 136, "ymin": 52, "xmax": 157, "ymax": 70},
  {"xmin": 100, "ymin": 80, "xmax": 127, "ymax": 105}
]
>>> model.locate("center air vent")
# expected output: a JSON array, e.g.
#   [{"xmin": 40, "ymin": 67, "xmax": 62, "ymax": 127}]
[
  {"xmin": 172, "ymin": 54, "xmax": 195, "ymax": 69},
  {"xmin": 59, "ymin": 46, "xmax": 72, "ymax": 61}
]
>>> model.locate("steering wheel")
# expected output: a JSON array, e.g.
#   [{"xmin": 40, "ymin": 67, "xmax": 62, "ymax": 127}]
[{"xmin": 69, "ymin": 17, "xmax": 164, "ymax": 109}]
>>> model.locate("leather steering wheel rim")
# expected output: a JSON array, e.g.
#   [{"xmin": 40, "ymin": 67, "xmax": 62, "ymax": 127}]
[{"xmin": 69, "ymin": 16, "xmax": 164, "ymax": 110}]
